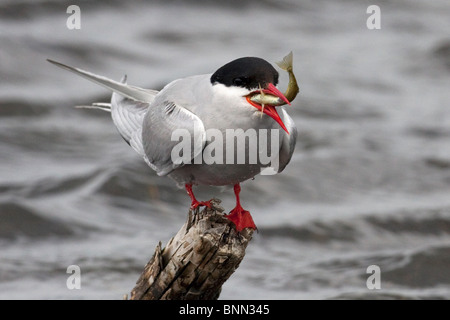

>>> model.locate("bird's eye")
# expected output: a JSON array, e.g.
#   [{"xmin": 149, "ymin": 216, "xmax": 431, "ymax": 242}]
[{"xmin": 233, "ymin": 77, "xmax": 247, "ymax": 86}]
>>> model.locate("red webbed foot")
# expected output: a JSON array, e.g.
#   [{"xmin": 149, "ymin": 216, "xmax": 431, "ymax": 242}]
[
  {"xmin": 226, "ymin": 205, "xmax": 256, "ymax": 232},
  {"xmin": 185, "ymin": 184, "xmax": 212, "ymax": 210},
  {"xmin": 225, "ymin": 183, "xmax": 257, "ymax": 232},
  {"xmin": 190, "ymin": 199, "xmax": 212, "ymax": 210}
]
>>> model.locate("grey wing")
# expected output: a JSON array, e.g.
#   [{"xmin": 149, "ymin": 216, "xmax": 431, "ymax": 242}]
[
  {"xmin": 278, "ymin": 108, "xmax": 297, "ymax": 173},
  {"xmin": 111, "ymin": 88, "xmax": 149, "ymax": 157},
  {"xmin": 142, "ymin": 101, "xmax": 206, "ymax": 176}
]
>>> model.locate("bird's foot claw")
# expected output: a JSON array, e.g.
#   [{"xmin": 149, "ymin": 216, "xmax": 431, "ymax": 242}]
[
  {"xmin": 226, "ymin": 206, "xmax": 257, "ymax": 232},
  {"xmin": 190, "ymin": 200, "xmax": 213, "ymax": 210}
]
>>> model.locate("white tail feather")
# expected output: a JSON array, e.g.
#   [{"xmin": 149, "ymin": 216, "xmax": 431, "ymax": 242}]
[
  {"xmin": 75, "ymin": 103, "xmax": 111, "ymax": 112},
  {"xmin": 47, "ymin": 59, "xmax": 157, "ymax": 103}
]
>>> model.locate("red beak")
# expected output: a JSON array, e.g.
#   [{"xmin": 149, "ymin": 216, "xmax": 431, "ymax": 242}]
[
  {"xmin": 246, "ymin": 83, "xmax": 290, "ymax": 134},
  {"xmin": 264, "ymin": 83, "xmax": 291, "ymax": 106}
]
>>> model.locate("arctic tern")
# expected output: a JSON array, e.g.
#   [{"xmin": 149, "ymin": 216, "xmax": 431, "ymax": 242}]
[{"xmin": 47, "ymin": 53, "xmax": 298, "ymax": 231}]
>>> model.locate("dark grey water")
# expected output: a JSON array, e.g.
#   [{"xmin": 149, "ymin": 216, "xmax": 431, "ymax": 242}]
[{"xmin": 1, "ymin": 0, "xmax": 450, "ymax": 299}]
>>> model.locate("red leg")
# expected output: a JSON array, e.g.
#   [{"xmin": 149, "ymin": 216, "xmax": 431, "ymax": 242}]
[
  {"xmin": 185, "ymin": 184, "xmax": 212, "ymax": 209},
  {"xmin": 225, "ymin": 184, "xmax": 257, "ymax": 232}
]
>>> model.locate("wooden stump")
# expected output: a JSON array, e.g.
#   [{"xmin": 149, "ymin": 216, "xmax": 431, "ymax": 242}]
[{"xmin": 129, "ymin": 198, "xmax": 254, "ymax": 300}]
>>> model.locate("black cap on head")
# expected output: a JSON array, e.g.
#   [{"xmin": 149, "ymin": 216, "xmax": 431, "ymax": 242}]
[{"xmin": 210, "ymin": 57, "xmax": 279, "ymax": 90}]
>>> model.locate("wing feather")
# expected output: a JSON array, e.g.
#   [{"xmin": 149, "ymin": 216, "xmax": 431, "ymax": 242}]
[
  {"xmin": 278, "ymin": 108, "xmax": 297, "ymax": 173},
  {"xmin": 111, "ymin": 91, "xmax": 148, "ymax": 156},
  {"xmin": 142, "ymin": 101, "xmax": 206, "ymax": 176}
]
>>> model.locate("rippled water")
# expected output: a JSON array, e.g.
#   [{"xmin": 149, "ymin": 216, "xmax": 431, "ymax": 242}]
[{"xmin": 1, "ymin": 0, "xmax": 450, "ymax": 299}]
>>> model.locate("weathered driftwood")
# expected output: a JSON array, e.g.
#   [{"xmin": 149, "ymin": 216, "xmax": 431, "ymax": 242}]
[{"xmin": 130, "ymin": 198, "xmax": 254, "ymax": 300}]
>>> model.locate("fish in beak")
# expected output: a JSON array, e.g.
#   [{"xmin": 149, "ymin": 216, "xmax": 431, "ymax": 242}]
[
  {"xmin": 246, "ymin": 83, "xmax": 290, "ymax": 134},
  {"xmin": 246, "ymin": 52, "xmax": 299, "ymax": 135}
]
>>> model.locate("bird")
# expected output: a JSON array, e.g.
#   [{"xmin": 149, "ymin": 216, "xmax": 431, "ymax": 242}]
[{"xmin": 47, "ymin": 54, "xmax": 297, "ymax": 231}]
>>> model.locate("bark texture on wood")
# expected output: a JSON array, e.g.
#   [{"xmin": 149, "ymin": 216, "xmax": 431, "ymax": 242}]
[{"xmin": 130, "ymin": 199, "xmax": 253, "ymax": 300}]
